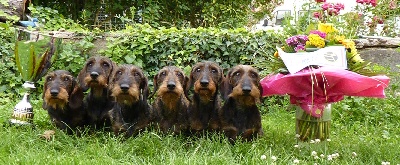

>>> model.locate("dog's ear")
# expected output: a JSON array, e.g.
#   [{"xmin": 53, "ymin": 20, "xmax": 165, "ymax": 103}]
[
  {"xmin": 68, "ymin": 79, "xmax": 84, "ymax": 109},
  {"xmin": 108, "ymin": 68, "xmax": 117, "ymax": 92},
  {"xmin": 220, "ymin": 68, "xmax": 235, "ymax": 100},
  {"xmin": 148, "ymin": 74, "xmax": 159, "ymax": 99},
  {"xmin": 183, "ymin": 75, "xmax": 190, "ymax": 100},
  {"xmin": 140, "ymin": 75, "xmax": 149, "ymax": 101},
  {"xmin": 42, "ymin": 81, "xmax": 48, "ymax": 109},
  {"xmin": 77, "ymin": 64, "xmax": 89, "ymax": 92},
  {"xmin": 107, "ymin": 60, "xmax": 118, "ymax": 85},
  {"xmin": 186, "ymin": 67, "xmax": 195, "ymax": 94}
]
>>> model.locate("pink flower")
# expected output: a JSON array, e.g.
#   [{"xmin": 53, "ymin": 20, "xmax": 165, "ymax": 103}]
[
  {"xmin": 321, "ymin": 2, "xmax": 332, "ymax": 11},
  {"xmin": 313, "ymin": 12, "xmax": 321, "ymax": 19},
  {"xmin": 316, "ymin": 0, "xmax": 326, "ymax": 3},
  {"xmin": 356, "ymin": 0, "xmax": 364, "ymax": 4},
  {"xmin": 333, "ymin": 3, "xmax": 345, "ymax": 11},
  {"xmin": 389, "ymin": 0, "xmax": 397, "ymax": 9}
]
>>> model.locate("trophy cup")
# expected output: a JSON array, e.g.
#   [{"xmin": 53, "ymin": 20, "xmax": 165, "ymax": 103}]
[{"xmin": 9, "ymin": 29, "xmax": 62, "ymax": 126}]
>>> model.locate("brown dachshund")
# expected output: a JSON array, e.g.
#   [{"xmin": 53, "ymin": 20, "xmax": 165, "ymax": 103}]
[
  {"xmin": 187, "ymin": 61, "xmax": 223, "ymax": 134},
  {"xmin": 108, "ymin": 64, "xmax": 152, "ymax": 138},
  {"xmin": 152, "ymin": 66, "xmax": 190, "ymax": 134},
  {"xmin": 78, "ymin": 56, "xmax": 116, "ymax": 129},
  {"xmin": 219, "ymin": 65, "xmax": 264, "ymax": 144},
  {"xmin": 42, "ymin": 70, "xmax": 86, "ymax": 134}
]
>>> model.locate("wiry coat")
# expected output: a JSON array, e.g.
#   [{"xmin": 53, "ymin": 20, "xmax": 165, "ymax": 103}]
[
  {"xmin": 108, "ymin": 64, "xmax": 153, "ymax": 138},
  {"xmin": 42, "ymin": 70, "xmax": 86, "ymax": 134},
  {"xmin": 187, "ymin": 61, "xmax": 223, "ymax": 134},
  {"xmin": 152, "ymin": 66, "xmax": 190, "ymax": 134},
  {"xmin": 219, "ymin": 65, "xmax": 264, "ymax": 144},
  {"xmin": 78, "ymin": 56, "xmax": 116, "ymax": 129}
]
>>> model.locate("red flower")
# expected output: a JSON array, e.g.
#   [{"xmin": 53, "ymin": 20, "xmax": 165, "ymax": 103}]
[{"xmin": 315, "ymin": 0, "xmax": 326, "ymax": 3}]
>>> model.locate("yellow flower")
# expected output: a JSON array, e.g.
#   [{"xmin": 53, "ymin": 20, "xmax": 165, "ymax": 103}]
[
  {"xmin": 334, "ymin": 35, "xmax": 345, "ymax": 43},
  {"xmin": 274, "ymin": 51, "xmax": 279, "ymax": 57},
  {"xmin": 342, "ymin": 39, "xmax": 355, "ymax": 49},
  {"xmin": 307, "ymin": 34, "xmax": 325, "ymax": 48},
  {"xmin": 318, "ymin": 23, "xmax": 336, "ymax": 34}
]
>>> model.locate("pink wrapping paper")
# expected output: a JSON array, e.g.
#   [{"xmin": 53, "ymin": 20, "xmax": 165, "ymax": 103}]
[{"xmin": 260, "ymin": 67, "xmax": 390, "ymax": 117}]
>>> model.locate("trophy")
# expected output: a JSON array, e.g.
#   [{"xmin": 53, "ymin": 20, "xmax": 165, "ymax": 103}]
[{"xmin": 9, "ymin": 29, "xmax": 62, "ymax": 126}]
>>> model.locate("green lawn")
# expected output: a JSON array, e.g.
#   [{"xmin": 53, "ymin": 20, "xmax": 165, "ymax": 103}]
[{"xmin": 0, "ymin": 83, "xmax": 399, "ymax": 165}]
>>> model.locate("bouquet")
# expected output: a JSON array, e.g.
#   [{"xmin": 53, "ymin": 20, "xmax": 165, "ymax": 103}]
[{"xmin": 260, "ymin": 21, "xmax": 390, "ymax": 141}]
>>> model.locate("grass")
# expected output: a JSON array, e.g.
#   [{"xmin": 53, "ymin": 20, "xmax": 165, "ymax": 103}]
[{"xmin": 0, "ymin": 81, "xmax": 399, "ymax": 164}]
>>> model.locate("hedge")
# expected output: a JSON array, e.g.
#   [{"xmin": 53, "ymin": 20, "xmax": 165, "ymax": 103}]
[{"xmin": 2, "ymin": 24, "xmax": 283, "ymax": 97}]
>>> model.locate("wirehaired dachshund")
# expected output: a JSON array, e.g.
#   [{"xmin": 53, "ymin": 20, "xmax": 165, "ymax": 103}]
[
  {"xmin": 108, "ymin": 64, "xmax": 152, "ymax": 138},
  {"xmin": 42, "ymin": 70, "xmax": 86, "ymax": 134},
  {"xmin": 219, "ymin": 65, "xmax": 264, "ymax": 144},
  {"xmin": 78, "ymin": 56, "xmax": 116, "ymax": 129},
  {"xmin": 187, "ymin": 61, "xmax": 223, "ymax": 134},
  {"xmin": 152, "ymin": 66, "xmax": 190, "ymax": 134}
]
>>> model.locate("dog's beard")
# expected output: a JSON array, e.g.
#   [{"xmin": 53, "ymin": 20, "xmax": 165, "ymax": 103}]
[
  {"xmin": 229, "ymin": 85, "xmax": 261, "ymax": 107},
  {"xmin": 84, "ymin": 75, "xmax": 109, "ymax": 97},
  {"xmin": 111, "ymin": 86, "xmax": 140, "ymax": 106}
]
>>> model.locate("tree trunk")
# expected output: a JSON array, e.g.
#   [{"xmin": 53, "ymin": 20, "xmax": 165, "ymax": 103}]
[{"xmin": 0, "ymin": 0, "xmax": 31, "ymax": 22}]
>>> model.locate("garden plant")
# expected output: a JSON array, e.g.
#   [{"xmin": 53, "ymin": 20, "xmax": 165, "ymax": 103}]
[{"xmin": 0, "ymin": 0, "xmax": 399, "ymax": 164}]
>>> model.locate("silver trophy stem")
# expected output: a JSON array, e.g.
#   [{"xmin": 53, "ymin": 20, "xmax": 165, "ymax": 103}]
[{"xmin": 9, "ymin": 82, "xmax": 35, "ymax": 126}]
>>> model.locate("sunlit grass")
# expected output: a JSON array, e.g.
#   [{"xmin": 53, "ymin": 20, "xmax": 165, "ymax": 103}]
[{"xmin": 0, "ymin": 83, "xmax": 399, "ymax": 164}]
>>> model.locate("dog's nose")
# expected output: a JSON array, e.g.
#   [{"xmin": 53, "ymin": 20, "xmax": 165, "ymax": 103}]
[
  {"xmin": 167, "ymin": 82, "xmax": 176, "ymax": 90},
  {"xmin": 120, "ymin": 84, "xmax": 129, "ymax": 92},
  {"xmin": 200, "ymin": 79, "xmax": 209, "ymax": 87},
  {"xmin": 90, "ymin": 72, "xmax": 99, "ymax": 79},
  {"xmin": 50, "ymin": 89, "xmax": 59, "ymax": 96},
  {"xmin": 242, "ymin": 86, "xmax": 252, "ymax": 94}
]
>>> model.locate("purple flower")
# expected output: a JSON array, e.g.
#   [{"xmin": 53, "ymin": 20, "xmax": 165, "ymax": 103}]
[
  {"xmin": 286, "ymin": 35, "xmax": 308, "ymax": 47},
  {"xmin": 310, "ymin": 30, "xmax": 327, "ymax": 39},
  {"xmin": 295, "ymin": 44, "xmax": 305, "ymax": 52}
]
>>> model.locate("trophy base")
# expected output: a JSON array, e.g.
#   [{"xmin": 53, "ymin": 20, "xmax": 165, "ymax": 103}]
[{"xmin": 9, "ymin": 119, "xmax": 33, "ymax": 126}]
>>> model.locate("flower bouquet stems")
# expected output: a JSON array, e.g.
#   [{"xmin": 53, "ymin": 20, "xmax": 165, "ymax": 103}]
[{"xmin": 295, "ymin": 104, "xmax": 331, "ymax": 142}]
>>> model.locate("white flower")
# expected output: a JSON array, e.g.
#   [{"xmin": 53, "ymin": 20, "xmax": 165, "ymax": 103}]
[
  {"xmin": 381, "ymin": 162, "xmax": 390, "ymax": 165},
  {"xmin": 311, "ymin": 151, "xmax": 317, "ymax": 156},
  {"xmin": 315, "ymin": 139, "xmax": 321, "ymax": 143},
  {"xmin": 352, "ymin": 152, "xmax": 357, "ymax": 157},
  {"xmin": 260, "ymin": 155, "xmax": 267, "ymax": 160},
  {"xmin": 271, "ymin": 156, "xmax": 277, "ymax": 161},
  {"xmin": 310, "ymin": 140, "xmax": 315, "ymax": 144},
  {"xmin": 294, "ymin": 145, "xmax": 299, "ymax": 148},
  {"xmin": 295, "ymin": 134, "xmax": 300, "ymax": 138},
  {"xmin": 326, "ymin": 138, "xmax": 331, "ymax": 142},
  {"xmin": 320, "ymin": 154, "xmax": 325, "ymax": 158},
  {"xmin": 314, "ymin": 156, "xmax": 320, "ymax": 160},
  {"xmin": 327, "ymin": 155, "xmax": 333, "ymax": 161},
  {"xmin": 333, "ymin": 153, "xmax": 339, "ymax": 158},
  {"xmin": 293, "ymin": 159, "xmax": 300, "ymax": 164}
]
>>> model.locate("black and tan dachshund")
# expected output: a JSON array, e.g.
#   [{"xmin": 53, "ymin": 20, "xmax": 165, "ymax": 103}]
[
  {"xmin": 219, "ymin": 65, "xmax": 264, "ymax": 144},
  {"xmin": 108, "ymin": 64, "xmax": 152, "ymax": 138},
  {"xmin": 42, "ymin": 70, "xmax": 86, "ymax": 134},
  {"xmin": 187, "ymin": 61, "xmax": 223, "ymax": 134},
  {"xmin": 152, "ymin": 66, "xmax": 190, "ymax": 134},
  {"xmin": 78, "ymin": 56, "xmax": 116, "ymax": 129}
]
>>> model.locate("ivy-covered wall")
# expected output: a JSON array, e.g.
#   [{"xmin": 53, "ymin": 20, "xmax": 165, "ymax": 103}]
[{"xmin": 2, "ymin": 24, "xmax": 283, "ymax": 98}]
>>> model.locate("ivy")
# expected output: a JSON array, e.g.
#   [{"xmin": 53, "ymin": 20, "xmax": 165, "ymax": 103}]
[{"xmin": 100, "ymin": 24, "xmax": 282, "ymax": 78}]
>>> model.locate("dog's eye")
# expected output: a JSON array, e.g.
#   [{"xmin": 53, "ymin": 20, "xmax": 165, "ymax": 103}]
[
  {"xmin": 211, "ymin": 69, "xmax": 217, "ymax": 73},
  {"xmin": 195, "ymin": 68, "xmax": 201, "ymax": 72},
  {"xmin": 234, "ymin": 72, "xmax": 240, "ymax": 76},
  {"xmin": 176, "ymin": 72, "xmax": 183, "ymax": 77},
  {"xmin": 161, "ymin": 71, "xmax": 166, "ymax": 76},
  {"xmin": 250, "ymin": 72, "xmax": 258, "ymax": 78},
  {"xmin": 117, "ymin": 71, "xmax": 122, "ymax": 75},
  {"xmin": 134, "ymin": 72, "xmax": 140, "ymax": 77},
  {"xmin": 103, "ymin": 62, "xmax": 110, "ymax": 67},
  {"xmin": 64, "ymin": 77, "xmax": 70, "ymax": 81},
  {"xmin": 87, "ymin": 62, "xmax": 93, "ymax": 67},
  {"xmin": 46, "ymin": 77, "xmax": 53, "ymax": 81}
]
